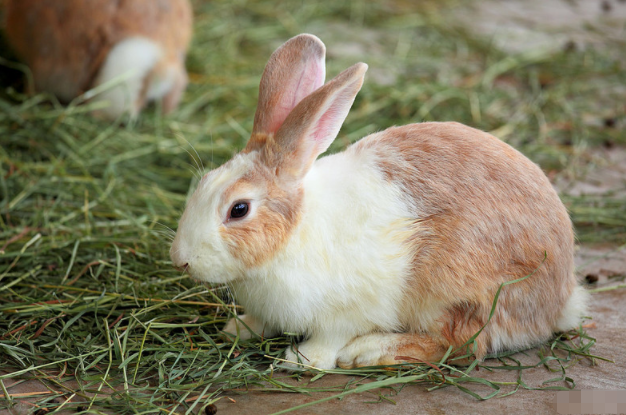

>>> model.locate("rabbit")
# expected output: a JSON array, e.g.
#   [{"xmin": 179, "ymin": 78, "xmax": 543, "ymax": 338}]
[
  {"xmin": 169, "ymin": 34, "xmax": 588, "ymax": 370},
  {"xmin": 4, "ymin": 0, "xmax": 193, "ymax": 119}
]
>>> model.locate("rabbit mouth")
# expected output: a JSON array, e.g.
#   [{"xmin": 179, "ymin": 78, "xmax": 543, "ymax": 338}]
[{"xmin": 184, "ymin": 264, "xmax": 244, "ymax": 285}]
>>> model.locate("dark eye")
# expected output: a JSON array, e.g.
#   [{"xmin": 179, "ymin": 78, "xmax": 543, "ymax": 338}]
[{"xmin": 230, "ymin": 202, "xmax": 249, "ymax": 219}]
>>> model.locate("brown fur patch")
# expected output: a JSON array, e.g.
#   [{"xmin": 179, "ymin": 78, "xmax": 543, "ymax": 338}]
[
  {"xmin": 393, "ymin": 334, "xmax": 449, "ymax": 364},
  {"xmin": 219, "ymin": 161, "xmax": 302, "ymax": 268},
  {"xmin": 438, "ymin": 302, "xmax": 489, "ymax": 359},
  {"xmin": 242, "ymin": 133, "xmax": 271, "ymax": 154},
  {"xmin": 243, "ymin": 132, "xmax": 313, "ymax": 183},
  {"xmin": 355, "ymin": 122, "xmax": 577, "ymax": 356}
]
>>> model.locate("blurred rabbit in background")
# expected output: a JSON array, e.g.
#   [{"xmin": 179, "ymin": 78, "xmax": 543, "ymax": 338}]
[{"xmin": 4, "ymin": 0, "xmax": 193, "ymax": 119}]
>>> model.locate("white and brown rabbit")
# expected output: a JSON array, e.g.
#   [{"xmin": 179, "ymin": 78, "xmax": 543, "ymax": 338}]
[
  {"xmin": 4, "ymin": 0, "xmax": 192, "ymax": 119},
  {"xmin": 170, "ymin": 34, "xmax": 588, "ymax": 370}
]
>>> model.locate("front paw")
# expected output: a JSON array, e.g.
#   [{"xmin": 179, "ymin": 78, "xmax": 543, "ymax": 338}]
[
  {"xmin": 222, "ymin": 314, "xmax": 269, "ymax": 341},
  {"xmin": 283, "ymin": 342, "xmax": 337, "ymax": 370},
  {"xmin": 336, "ymin": 333, "xmax": 394, "ymax": 368}
]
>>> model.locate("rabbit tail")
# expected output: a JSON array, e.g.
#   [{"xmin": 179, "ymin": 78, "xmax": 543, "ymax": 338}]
[{"xmin": 91, "ymin": 36, "xmax": 165, "ymax": 119}]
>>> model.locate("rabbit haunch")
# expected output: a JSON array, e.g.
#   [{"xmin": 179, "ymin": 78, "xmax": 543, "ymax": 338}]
[{"xmin": 170, "ymin": 34, "xmax": 587, "ymax": 370}]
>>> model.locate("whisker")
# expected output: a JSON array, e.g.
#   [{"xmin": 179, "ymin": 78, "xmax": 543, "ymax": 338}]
[
  {"xmin": 189, "ymin": 136, "xmax": 205, "ymax": 172},
  {"xmin": 176, "ymin": 132, "xmax": 205, "ymax": 176},
  {"xmin": 186, "ymin": 165, "xmax": 202, "ymax": 181},
  {"xmin": 169, "ymin": 246, "xmax": 183, "ymax": 257},
  {"xmin": 210, "ymin": 133, "xmax": 214, "ymax": 169},
  {"xmin": 179, "ymin": 265, "xmax": 188, "ymax": 278},
  {"xmin": 151, "ymin": 228, "xmax": 174, "ymax": 236},
  {"xmin": 150, "ymin": 222, "xmax": 176, "ymax": 241},
  {"xmin": 151, "ymin": 220, "xmax": 176, "ymax": 235}
]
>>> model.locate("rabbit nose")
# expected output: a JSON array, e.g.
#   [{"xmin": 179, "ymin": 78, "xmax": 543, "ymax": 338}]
[
  {"xmin": 171, "ymin": 254, "xmax": 189, "ymax": 271},
  {"xmin": 169, "ymin": 244, "xmax": 188, "ymax": 269},
  {"xmin": 171, "ymin": 251, "xmax": 187, "ymax": 268}
]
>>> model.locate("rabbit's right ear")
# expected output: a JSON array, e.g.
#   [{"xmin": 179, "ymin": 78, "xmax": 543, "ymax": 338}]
[{"xmin": 252, "ymin": 34, "xmax": 326, "ymax": 135}]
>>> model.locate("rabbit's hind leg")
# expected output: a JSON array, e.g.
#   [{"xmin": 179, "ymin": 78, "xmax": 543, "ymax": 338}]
[
  {"xmin": 336, "ymin": 332, "xmax": 455, "ymax": 369},
  {"xmin": 91, "ymin": 36, "xmax": 162, "ymax": 119},
  {"xmin": 146, "ymin": 58, "xmax": 188, "ymax": 115}
]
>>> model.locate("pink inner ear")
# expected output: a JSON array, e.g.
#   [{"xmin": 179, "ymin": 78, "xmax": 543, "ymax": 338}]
[
  {"xmin": 309, "ymin": 92, "xmax": 353, "ymax": 152},
  {"xmin": 291, "ymin": 59, "xmax": 325, "ymax": 109},
  {"xmin": 268, "ymin": 58, "xmax": 325, "ymax": 134}
]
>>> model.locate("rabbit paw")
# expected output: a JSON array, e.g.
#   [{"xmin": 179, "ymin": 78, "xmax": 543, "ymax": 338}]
[
  {"xmin": 336, "ymin": 334, "xmax": 392, "ymax": 368},
  {"xmin": 222, "ymin": 314, "xmax": 273, "ymax": 340},
  {"xmin": 283, "ymin": 341, "xmax": 338, "ymax": 370},
  {"xmin": 337, "ymin": 332, "xmax": 450, "ymax": 368}
]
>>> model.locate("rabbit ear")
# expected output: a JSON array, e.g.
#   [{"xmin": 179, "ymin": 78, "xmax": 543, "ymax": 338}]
[
  {"xmin": 252, "ymin": 34, "xmax": 326, "ymax": 135},
  {"xmin": 274, "ymin": 62, "xmax": 368, "ymax": 182}
]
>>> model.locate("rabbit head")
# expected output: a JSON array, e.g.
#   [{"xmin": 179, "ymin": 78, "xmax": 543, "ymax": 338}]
[{"xmin": 170, "ymin": 34, "xmax": 367, "ymax": 283}]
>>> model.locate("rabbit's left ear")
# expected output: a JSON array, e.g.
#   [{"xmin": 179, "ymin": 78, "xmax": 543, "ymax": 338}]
[
  {"xmin": 252, "ymin": 34, "xmax": 326, "ymax": 135},
  {"xmin": 273, "ymin": 62, "xmax": 368, "ymax": 182}
]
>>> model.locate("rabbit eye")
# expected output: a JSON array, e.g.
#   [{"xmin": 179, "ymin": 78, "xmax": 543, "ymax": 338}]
[{"xmin": 229, "ymin": 202, "xmax": 249, "ymax": 220}]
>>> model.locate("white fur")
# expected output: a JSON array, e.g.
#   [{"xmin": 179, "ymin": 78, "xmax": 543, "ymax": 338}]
[
  {"xmin": 226, "ymin": 146, "xmax": 415, "ymax": 369},
  {"xmin": 171, "ymin": 154, "xmax": 256, "ymax": 283},
  {"xmin": 222, "ymin": 314, "xmax": 273, "ymax": 340},
  {"xmin": 555, "ymin": 285, "xmax": 589, "ymax": 332},
  {"xmin": 171, "ymin": 140, "xmax": 418, "ymax": 369},
  {"xmin": 91, "ymin": 37, "xmax": 164, "ymax": 119}
]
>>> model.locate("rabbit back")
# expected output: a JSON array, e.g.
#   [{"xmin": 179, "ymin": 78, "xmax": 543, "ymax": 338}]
[{"xmin": 352, "ymin": 122, "xmax": 580, "ymax": 355}]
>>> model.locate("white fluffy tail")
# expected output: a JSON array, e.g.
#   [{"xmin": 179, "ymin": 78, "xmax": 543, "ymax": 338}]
[
  {"xmin": 91, "ymin": 37, "xmax": 162, "ymax": 119},
  {"xmin": 555, "ymin": 285, "xmax": 589, "ymax": 332}
]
